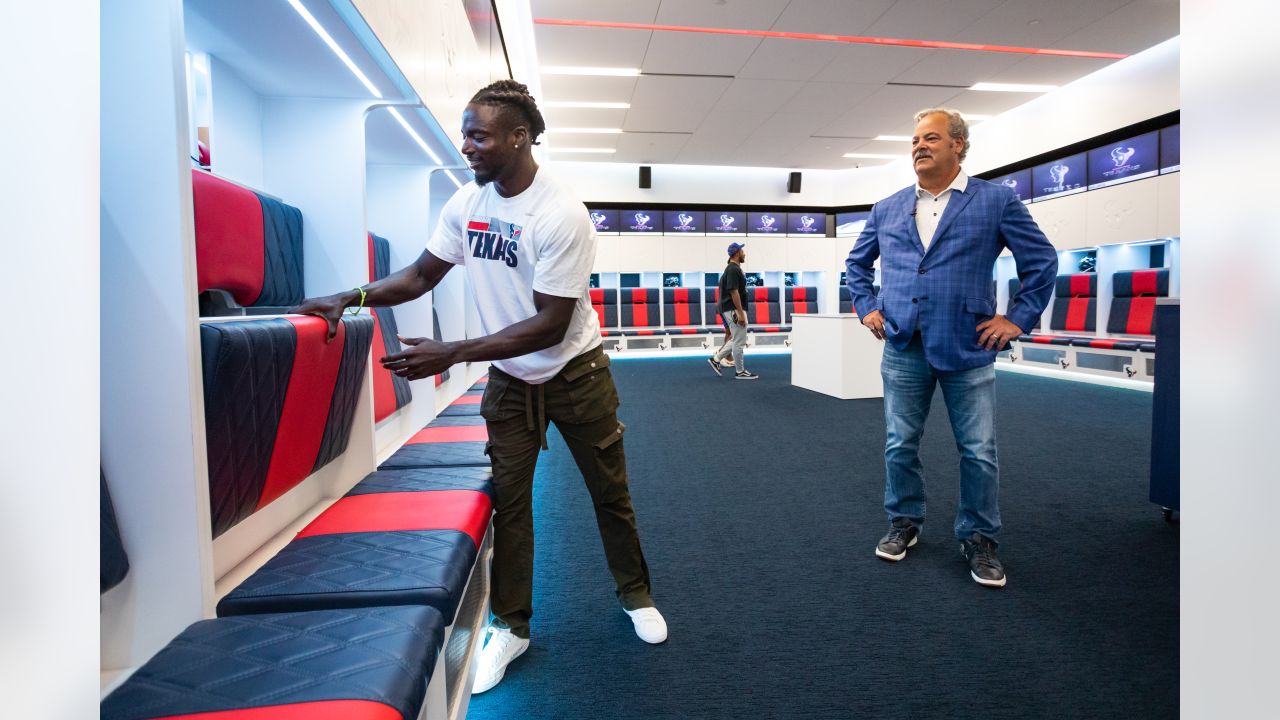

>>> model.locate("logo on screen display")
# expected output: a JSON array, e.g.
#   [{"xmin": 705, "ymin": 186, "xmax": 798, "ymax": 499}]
[
  {"xmin": 1101, "ymin": 145, "xmax": 1143, "ymax": 180},
  {"xmin": 630, "ymin": 212, "xmax": 654, "ymax": 231},
  {"xmin": 757, "ymin": 214, "xmax": 778, "ymax": 232},
  {"xmin": 1001, "ymin": 178, "xmax": 1019, "ymax": 191},
  {"xmin": 590, "ymin": 211, "xmax": 608, "ymax": 230},
  {"xmin": 675, "ymin": 213, "xmax": 695, "ymax": 230},
  {"xmin": 716, "ymin": 214, "xmax": 737, "ymax": 232},
  {"xmin": 1048, "ymin": 163, "xmax": 1070, "ymax": 189},
  {"xmin": 797, "ymin": 215, "xmax": 818, "ymax": 232},
  {"xmin": 1110, "ymin": 146, "xmax": 1136, "ymax": 167}
]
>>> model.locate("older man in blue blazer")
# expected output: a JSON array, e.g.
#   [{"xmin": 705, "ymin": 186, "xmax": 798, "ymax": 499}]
[{"xmin": 846, "ymin": 108, "xmax": 1057, "ymax": 588}]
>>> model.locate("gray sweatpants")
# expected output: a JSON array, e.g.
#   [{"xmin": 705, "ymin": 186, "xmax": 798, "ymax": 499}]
[{"xmin": 713, "ymin": 309, "xmax": 748, "ymax": 373}]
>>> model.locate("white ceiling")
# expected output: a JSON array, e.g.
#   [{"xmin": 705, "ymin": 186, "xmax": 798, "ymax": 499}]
[{"xmin": 531, "ymin": 0, "xmax": 1179, "ymax": 169}]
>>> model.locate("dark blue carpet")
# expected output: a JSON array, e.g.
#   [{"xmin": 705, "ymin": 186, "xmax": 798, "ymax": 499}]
[{"xmin": 467, "ymin": 355, "xmax": 1178, "ymax": 719}]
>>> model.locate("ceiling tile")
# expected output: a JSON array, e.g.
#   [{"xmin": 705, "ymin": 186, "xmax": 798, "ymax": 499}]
[
  {"xmin": 938, "ymin": 88, "xmax": 1047, "ymax": 117},
  {"xmin": 640, "ymin": 30, "xmax": 761, "ymax": 76},
  {"xmin": 655, "ymin": 0, "xmax": 792, "ymax": 30},
  {"xmin": 533, "ymin": 24, "xmax": 652, "ymax": 67},
  {"xmin": 787, "ymin": 82, "xmax": 883, "ymax": 127},
  {"xmin": 862, "ymin": 0, "xmax": 1006, "ymax": 42},
  {"xmin": 890, "ymin": 48, "xmax": 1023, "ymax": 87},
  {"xmin": 814, "ymin": 84, "xmax": 964, "ymax": 138},
  {"xmin": 952, "ymin": 0, "xmax": 1128, "ymax": 48},
  {"xmin": 737, "ymin": 38, "xmax": 844, "ymax": 81},
  {"xmin": 981, "ymin": 54, "xmax": 1114, "ymax": 86},
  {"xmin": 711, "ymin": 78, "xmax": 807, "ymax": 115},
  {"xmin": 812, "ymin": 43, "xmax": 932, "ymax": 84},
  {"xmin": 622, "ymin": 75, "xmax": 733, "ymax": 132},
  {"xmin": 613, "ymin": 131, "xmax": 692, "ymax": 164},
  {"xmin": 769, "ymin": 0, "xmax": 898, "ymax": 35},
  {"xmin": 538, "ymin": 74, "xmax": 639, "ymax": 102},
  {"xmin": 531, "ymin": 0, "xmax": 660, "ymax": 24},
  {"xmin": 679, "ymin": 109, "xmax": 774, "ymax": 162},
  {"xmin": 542, "ymin": 107, "xmax": 628, "ymax": 128},
  {"xmin": 1054, "ymin": 0, "xmax": 1180, "ymax": 55}
]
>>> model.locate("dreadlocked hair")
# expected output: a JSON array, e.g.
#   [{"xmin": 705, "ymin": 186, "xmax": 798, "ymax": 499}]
[{"xmin": 470, "ymin": 80, "xmax": 547, "ymax": 145}]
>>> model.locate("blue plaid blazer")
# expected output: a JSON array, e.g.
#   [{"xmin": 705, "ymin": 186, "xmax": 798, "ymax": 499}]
[{"xmin": 845, "ymin": 176, "xmax": 1057, "ymax": 372}]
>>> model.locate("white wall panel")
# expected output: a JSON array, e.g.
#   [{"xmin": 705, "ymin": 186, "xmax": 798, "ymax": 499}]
[
  {"xmin": 1028, "ymin": 193, "xmax": 1091, "ymax": 250},
  {"xmin": 1156, "ymin": 172, "xmax": 1181, "ymax": 238},
  {"xmin": 746, "ymin": 236, "xmax": 788, "ymax": 271},
  {"xmin": 661, "ymin": 235, "xmax": 704, "ymax": 271},
  {"xmin": 786, "ymin": 239, "xmax": 832, "ymax": 271},
  {"xmin": 619, "ymin": 237, "xmax": 663, "ymax": 272},
  {"xmin": 208, "ymin": 55, "xmax": 264, "ymax": 190},
  {"xmin": 593, "ymin": 235, "xmax": 620, "ymax": 273},
  {"xmin": 1086, "ymin": 179, "xmax": 1161, "ymax": 247},
  {"xmin": 101, "ymin": 0, "xmax": 214, "ymax": 674}
]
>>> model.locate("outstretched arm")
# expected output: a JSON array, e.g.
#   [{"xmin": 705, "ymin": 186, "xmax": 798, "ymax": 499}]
[
  {"xmin": 381, "ymin": 290, "xmax": 577, "ymax": 380},
  {"xmin": 289, "ymin": 249, "xmax": 454, "ymax": 340}
]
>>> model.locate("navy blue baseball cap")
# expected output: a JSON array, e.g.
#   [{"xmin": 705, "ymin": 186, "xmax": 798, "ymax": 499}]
[{"xmin": 727, "ymin": 242, "xmax": 746, "ymax": 256}]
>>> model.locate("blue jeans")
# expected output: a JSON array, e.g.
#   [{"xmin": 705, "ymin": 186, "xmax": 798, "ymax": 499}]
[{"xmin": 881, "ymin": 334, "xmax": 1001, "ymax": 543}]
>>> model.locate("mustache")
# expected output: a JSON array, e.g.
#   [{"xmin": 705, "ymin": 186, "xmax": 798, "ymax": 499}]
[{"xmin": 914, "ymin": 151, "xmax": 931, "ymax": 160}]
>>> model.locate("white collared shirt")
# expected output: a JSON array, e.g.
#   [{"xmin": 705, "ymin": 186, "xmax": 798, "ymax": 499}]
[{"xmin": 915, "ymin": 171, "xmax": 968, "ymax": 250}]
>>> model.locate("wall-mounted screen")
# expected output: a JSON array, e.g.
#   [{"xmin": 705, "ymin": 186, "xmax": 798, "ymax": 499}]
[
  {"xmin": 663, "ymin": 210, "xmax": 705, "ymax": 233},
  {"xmin": 990, "ymin": 169, "xmax": 1032, "ymax": 203},
  {"xmin": 620, "ymin": 273, "xmax": 641, "ymax": 288},
  {"xmin": 784, "ymin": 272, "xmax": 798, "ymax": 287},
  {"xmin": 704, "ymin": 272, "xmax": 720, "ymax": 287},
  {"xmin": 589, "ymin": 273, "xmax": 600, "ymax": 289},
  {"xmin": 706, "ymin": 210, "xmax": 745, "ymax": 234},
  {"xmin": 662, "ymin": 273, "xmax": 682, "ymax": 287},
  {"xmin": 1032, "ymin": 153, "xmax": 1087, "ymax": 201},
  {"xmin": 1087, "ymin": 131, "xmax": 1159, "ymax": 189},
  {"xmin": 835, "ymin": 211, "xmax": 871, "ymax": 237},
  {"xmin": 747, "ymin": 211, "xmax": 784, "ymax": 234},
  {"xmin": 587, "ymin": 208, "xmax": 619, "ymax": 233},
  {"xmin": 618, "ymin": 210, "xmax": 660, "ymax": 233},
  {"xmin": 1160, "ymin": 124, "xmax": 1180, "ymax": 173},
  {"xmin": 745, "ymin": 272, "xmax": 764, "ymax": 287},
  {"xmin": 787, "ymin": 212, "xmax": 825, "ymax": 235}
]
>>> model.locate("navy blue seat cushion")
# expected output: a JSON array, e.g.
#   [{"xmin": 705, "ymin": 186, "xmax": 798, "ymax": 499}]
[
  {"xmin": 439, "ymin": 394, "xmax": 481, "ymax": 416},
  {"xmin": 1069, "ymin": 338, "xmax": 1143, "ymax": 351},
  {"xmin": 346, "ymin": 467, "xmax": 494, "ymax": 500},
  {"xmin": 101, "ymin": 472, "xmax": 129, "ymax": 594},
  {"xmin": 1018, "ymin": 334, "xmax": 1074, "ymax": 346},
  {"xmin": 1140, "ymin": 342, "xmax": 1157, "ymax": 352},
  {"xmin": 100, "ymin": 606, "xmax": 444, "ymax": 720},
  {"xmin": 215, "ymin": 530, "xmax": 477, "ymax": 622},
  {"xmin": 378, "ymin": 422, "xmax": 490, "ymax": 470}
]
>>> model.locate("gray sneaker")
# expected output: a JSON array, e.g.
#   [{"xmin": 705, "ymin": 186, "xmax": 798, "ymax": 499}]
[{"xmin": 734, "ymin": 371, "xmax": 759, "ymax": 380}]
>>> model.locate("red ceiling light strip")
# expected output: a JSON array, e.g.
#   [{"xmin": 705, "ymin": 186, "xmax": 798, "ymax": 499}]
[{"xmin": 533, "ymin": 18, "xmax": 1128, "ymax": 60}]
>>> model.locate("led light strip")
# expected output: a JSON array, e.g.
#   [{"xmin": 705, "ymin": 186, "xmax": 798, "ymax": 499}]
[
  {"xmin": 286, "ymin": 0, "xmax": 383, "ymax": 98},
  {"xmin": 387, "ymin": 107, "xmax": 443, "ymax": 165},
  {"xmin": 444, "ymin": 170, "xmax": 465, "ymax": 189},
  {"xmin": 533, "ymin": 18, "xmax": 1128, "ymax": 60}
]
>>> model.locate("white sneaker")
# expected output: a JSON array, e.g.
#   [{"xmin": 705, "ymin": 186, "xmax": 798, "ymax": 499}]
[
  {"xmin": 625, "ymin": 606, "xmax": 668, "ymax": 644},
  {"xmin": 471, "ymin": 626, "xmax": 530, "ymax": 693}
]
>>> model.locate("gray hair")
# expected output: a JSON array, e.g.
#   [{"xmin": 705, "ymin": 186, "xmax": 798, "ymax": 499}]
[{"xmin": 914, "ymin": 108, "xmax": 970, "ymax": 161}]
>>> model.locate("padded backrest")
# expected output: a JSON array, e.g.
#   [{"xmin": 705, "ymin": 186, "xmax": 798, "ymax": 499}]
[
  {"xmin": 367, "ymin": 233, "xmax": 412, "ymax": 422},
  {"xmin": 432, "ymin": 307, "xmax": 451, "ymax": 387},
  {"xmin": 621, "ymin": 302, "xmax": 660, "ymax": 327},
  {"xmin": 192, "ymin": 170, "xmax": 304, "ymax": 308},
  {"xmin": 1049, "ymin": 273, "xmax": 1097, "ymax": 333},
  {"xmin": 590, "ymin": 288, "xmax": 619, "ymax": 328},
  {"xmin": 785, "ymin": 286, "xmax": 818, "ymax": 302},
  {"xmin": 619, "ymin": 288, "xmax": 659, "ymax": 305},
  {"xmin": 786, "ymin": 301, "xmax": 818, "ymax": 321},
  {"xmin": 199, "ymin": 315, "xmax": 374, "ymax": 537},
  {"xmin": 101, "ymin": 472, "xmax": 129, "ymax": 594},
  {"xmin": 1108, "ymin": 269, "xmax": 1171, "ymax": 335},
  {"xmin": 662, "ymin": 287, "xmax": 703, "ymax": 305},
  {"xmin": 746, "ymin": 286, "xmax": 779, "ymax": 303},
  {"xmin": 1054, "ymin": 273, "xmax": 1098, "ymax": 298},
  {"xmin": 663, "ymin": 303, "xmax": 702, "ymax": 326},
  {"xmin": 750, "ymin": 302, "xmax": 783, "ymax": 325}
]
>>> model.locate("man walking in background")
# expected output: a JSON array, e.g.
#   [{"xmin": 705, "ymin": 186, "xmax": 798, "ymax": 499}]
[
  {"xmin": 708, "ymin": 242, "xmax": 758, "ymax": 380},
  {"xmin": 846, "ymin": 108, "xmax": 1057, "ymax": 587},
  {"xmin": 291, "ymin": 80, "xmax": 667, "ymax": 693}
]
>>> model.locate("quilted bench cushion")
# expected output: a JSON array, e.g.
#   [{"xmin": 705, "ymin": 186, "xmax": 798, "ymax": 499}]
[
  {"xmin": 101, "ymin": 472, "xmax": 129, "ymax": 594},
  {"xmin": 217, "ymin": 490, "xmax": 491, "ymax": 621},
  {"xmin": 379, "ymin": 424, "xmax": 490, "ymax": 470},
  {"xmin": 201, "ymin": 315, "xmax": 374, "ymax": 537},
  {"xmin": 345, "ymin": 466, "xmax": 493, "ymax": 500},
  {"xmin": 100, "ymin": 606, "xmax": 444, "ymax": 720},
  {"xmin": 437, "ymin": 393, "xmax": 482, "ymax": 416},
  {"xmin": 368, "ymin": 233, "xmax": 412, "ymax": 422}
]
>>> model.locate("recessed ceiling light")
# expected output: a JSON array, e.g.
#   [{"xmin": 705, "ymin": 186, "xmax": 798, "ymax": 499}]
[
  {"xmin": 970, "ymin": 82, "xmax": 1057, "ymax": 93},
  {"xmin": 843, "ymin": 152, "xmax": 901, "ymax": 159},
  {"xmin": 875, "ymin": 135, "xmax": 912, "ymax": 142},
  {"xmin": 547, "ymin": 148, "xmax": 618, "ymax": 154},
  {"xmin": 544, "ymin": 128, "xmax": 624, "ymax": 134},
  {"xmin": 544, "ymin": 101, "xmax": 631, "ymax": 109},
  {"xmin": 542, "ymin": 66, "xmax": 641, "ymax": 77},
  {"xmin": 286, "ymin": 0, "xmax": 382, "ymax": 99}
]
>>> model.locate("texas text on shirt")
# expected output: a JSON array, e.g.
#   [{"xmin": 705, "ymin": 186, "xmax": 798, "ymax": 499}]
[{"xmin": 426, "ymin": 169, "xmax": 601, "ymax": 384}]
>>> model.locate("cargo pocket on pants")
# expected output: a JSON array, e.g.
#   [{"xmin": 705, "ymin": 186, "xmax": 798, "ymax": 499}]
[{"xmin": 595, "ymin": 422, "xmax": 626, "ymax": 452}]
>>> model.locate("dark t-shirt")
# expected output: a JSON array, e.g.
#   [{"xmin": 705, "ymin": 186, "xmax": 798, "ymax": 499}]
[{"xmin": 718, "ymin": 262, "xmax": 750, "ymax": 314}]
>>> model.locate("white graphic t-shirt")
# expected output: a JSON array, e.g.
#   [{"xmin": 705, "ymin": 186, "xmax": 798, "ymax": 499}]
[{"xmin": 426, "ymin": 169, "xmax": 601, "ymax": 384}]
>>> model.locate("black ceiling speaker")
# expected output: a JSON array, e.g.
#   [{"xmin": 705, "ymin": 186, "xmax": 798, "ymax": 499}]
[
  {"xmin": 639, "ymin": 165, "xmax": 652, "ymax": 189},
  {"xmin": 787, "ymin": 171, "xmax": 802, "ymax": 193}
]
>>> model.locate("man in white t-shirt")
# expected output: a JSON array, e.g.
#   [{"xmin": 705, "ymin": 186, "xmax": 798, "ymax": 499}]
[{"xmin": 291, "ymin": 80, "xmax": 666, "ymax": 693}]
